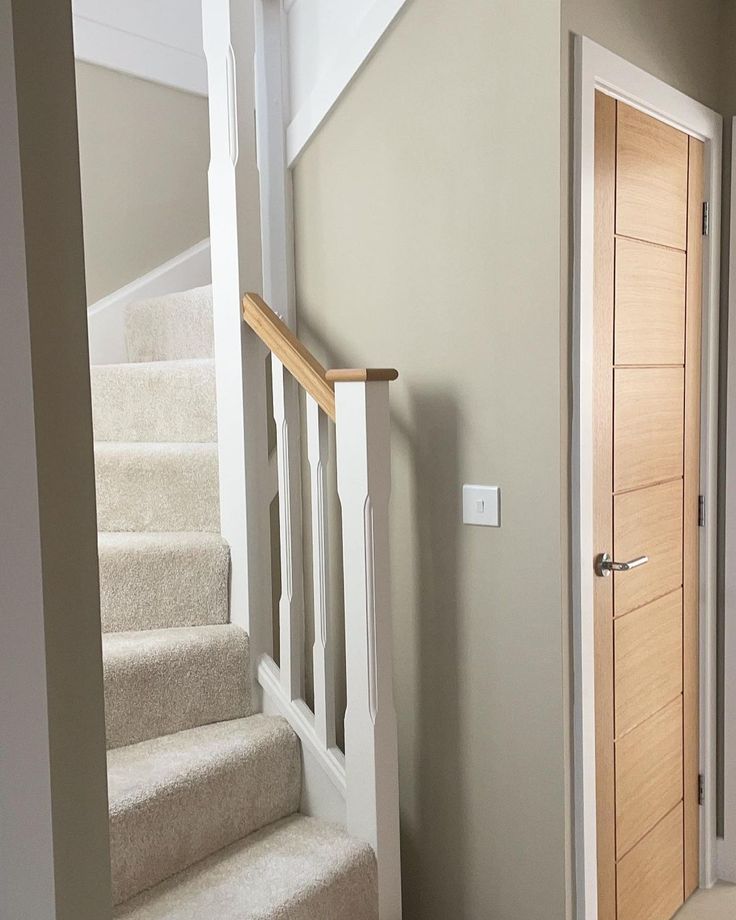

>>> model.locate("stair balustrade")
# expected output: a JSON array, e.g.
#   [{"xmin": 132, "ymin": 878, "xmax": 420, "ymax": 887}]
[{"xmin": 242, "ymin": 293, "xmax": 402, "ymax": 918}]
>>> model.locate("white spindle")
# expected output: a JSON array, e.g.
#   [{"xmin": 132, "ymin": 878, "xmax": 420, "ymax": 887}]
[
  {"xmin": 306, "ymin": 395, "xmax": 336, "ymax": 748},
  {"xmin": 272, "ymin": 356, "xmax": 305, "ymax": 701},
  {"xmin": 333, "ymin": 379, "xmax": 402, "ymax": 920}
]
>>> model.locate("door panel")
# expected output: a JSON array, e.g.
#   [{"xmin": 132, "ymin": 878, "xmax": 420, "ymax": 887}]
[
  {"xmin": 613, "ymin": 479, "xmax": 683, "ymax": 617},
  {"xmin": 613, "ymin": 367, "xmax": 684, "ymax": 492},
  {"xmin": 616, "ymin": 805, "xmax": 684, "ymax": 920},
  {"xmin": 614, "ymin": 589, "xmax": 683, "ymax": 737},
  {"xmin": 615, "ymin": 697, "xmax": 683, "ymax": 857},
  {"xmin": 616, "ymin": 103, "xmax": 689, "ymax": 249},
  {"xmin": 614, "ymin": 238, "xmax": 686, "ymax": 366},
  {"xmin": 594, "ymin": 94, "xmax": 702, "ymax": 920}
]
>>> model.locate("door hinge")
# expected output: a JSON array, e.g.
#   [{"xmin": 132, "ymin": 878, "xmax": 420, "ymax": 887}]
[
  {"xmin": 699, "ymin": 773, "xmax": 705, "ymax": 806},
  {"xmin": 698, "ymin": 494, "xmax": 706, "ymax": 528},
  {"xmin": 703, "ymin": 201, "xmax": 710, "ymax": 236}
]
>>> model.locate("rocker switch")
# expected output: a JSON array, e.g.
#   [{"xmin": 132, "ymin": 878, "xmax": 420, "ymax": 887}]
[{"xmin": 463, "ymin": 485, "xmax": 500, "ymax": 527}]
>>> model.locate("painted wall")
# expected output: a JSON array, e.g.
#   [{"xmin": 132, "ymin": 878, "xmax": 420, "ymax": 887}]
[
  {"xmin": 4, "ymin": 0, "xmax": 112, "ymax": 915},
  {"xmin": 292, "ymin": 1, "xmax": 567, "ymax": 917},
  {"xmin": 562, "ymin": 0, "xmax": 722, "ymax": 111},
  {"xmin": 1, "ymin": 0, "xmax": 57, "ymax": 913},
  {"xmin": 76, "ymin": 62, "xmax": 210, "ymax": 303}
]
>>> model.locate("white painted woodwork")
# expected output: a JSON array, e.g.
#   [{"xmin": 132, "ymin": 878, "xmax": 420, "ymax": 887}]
[
  {"xmin": 255, "ymin": 0, "xmax": 309, "ymax": 706},
  {"xmin": 719, "ymin": 118, "xmax": 736, "ymax": 884},
  {"xmin": 272, "ymin": 358, "xmax": 306, "ymax": 701},
  {"xmin": 206, "ymin": 1, "xmax": 404, "ymax": 904},
  {"xmin": 255, "ymin": 0, "xmax": 296, "ymax": 323},
  {"xmin": 259, "ymin": 654, "xmax": 346, "ymax": 796},
  {"xmin": 573, "ymin": 36, "xmax": 722, "ymax": 915},
  {"xmin": 334, "ymin": 379, "xmax": 402, "ymax": 919},
  {"xmin": 72, "ymin": 0, "xmax": 207, "ymax": 96},
  {"xmin": 203, "ymin": 0, "xmax": 272, "ymax": 701},
  {"xmin": 285, "ymin": 0, "xmax": 409, "ymax": 164},
  {"xmin": 87, "ymin": 239, "xmax": 211, "ymax": 365},
  {"xmin": 307, "ymin": 395, "xmax": 336, "ymax": 748},
  {"xmin": 0, "ymin": 5, "xmax": 56, "ymax": 908}
]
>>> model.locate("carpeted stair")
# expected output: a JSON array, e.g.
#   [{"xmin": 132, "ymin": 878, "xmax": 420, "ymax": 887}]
[{"xmin": 92, "ymin": 285, "xmax": 377, "ymax": 918}]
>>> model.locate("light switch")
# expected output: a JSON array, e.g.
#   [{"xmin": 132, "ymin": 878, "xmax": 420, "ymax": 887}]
[{"xmin": 462, "ymin": 485, "xmax": 500, "ymax": 527}]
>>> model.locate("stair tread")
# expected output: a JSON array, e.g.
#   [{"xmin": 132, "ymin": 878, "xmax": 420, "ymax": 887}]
[
  {"xmin": 108, "ymin": 716, "xmax": 302, "ymax": 906},
  {"xmin": 92, "ymin": 357, "xmax": 214, "ymax": 372},
  {"xmin": 104, "ymin": 625, "xmax": 250, "ymax": 749},
  {"xmin": 98, "ymin": 530, "xmax": 228, "ymax": 550},
  {"xmin": 95, "ymin": 441, "xmax": 218, "ymax": 453},
  {"xmin": 112, "ymin": 815, "xmax": 378, "ymax": 920}
]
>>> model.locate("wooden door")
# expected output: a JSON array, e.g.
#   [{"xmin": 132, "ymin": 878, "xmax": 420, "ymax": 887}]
[{"xmin": 593, "ymin": 92, "xmax": 703, "ymax": 920}]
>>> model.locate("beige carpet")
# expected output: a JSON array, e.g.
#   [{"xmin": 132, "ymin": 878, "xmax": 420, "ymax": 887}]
[{"xmin": 92, "ymin": 286, "xmax": 378, "ymax": 917}]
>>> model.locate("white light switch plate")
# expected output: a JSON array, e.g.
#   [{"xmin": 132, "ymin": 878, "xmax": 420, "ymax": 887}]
[{"xmin": 462, "ymin": 485, "xmax": 501, "ymax": 527}]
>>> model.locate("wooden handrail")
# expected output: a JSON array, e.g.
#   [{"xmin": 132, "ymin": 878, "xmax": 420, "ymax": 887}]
[
  {"xmin": 243, "ymin": 293, "xmax": 336, "ymax": 420},
  {"xmin": 325, "ymin": 368, "xmax": 398, "ymax": 382},
  {"xmin": 242, "ymin": 293, "xmax": 399, "ymax": 422}
]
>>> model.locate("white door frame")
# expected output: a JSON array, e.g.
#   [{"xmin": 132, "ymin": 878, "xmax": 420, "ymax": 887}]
[
  {"xmin": 572, "ymin": 36, "xmax": 722, "ymax": 919},
  {"xmin": 719, "ymin": 119, "xmax": 736, "ymax": 883}
]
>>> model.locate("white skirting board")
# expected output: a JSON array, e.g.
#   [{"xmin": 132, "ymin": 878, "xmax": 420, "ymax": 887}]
[{"xmin": 87, "ymin": 239, "xmax": 211, "ymax": 365}]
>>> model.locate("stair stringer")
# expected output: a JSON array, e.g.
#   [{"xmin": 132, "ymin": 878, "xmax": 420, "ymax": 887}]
[
  {"xmin": 284, "ymin": 0, "xmax": 410, "ymax": 166},
  {"xmin": 259, "ymin": 655, "xmax": 347, "ymax": 825}
]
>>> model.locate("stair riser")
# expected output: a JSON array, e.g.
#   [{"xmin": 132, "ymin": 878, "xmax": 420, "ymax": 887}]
[
  {"xmin": 95, "ymin": 444, "xmax": 220, "ymax": 533},
  {"xmin": 126, "ymin": 287, "xmax": 213, "ymax": 363},
  {"xmin": 91, "ymin": 361, "xmax": 217, "ymax": 443},
  {"xmin": 109, "ymin": 725, "xmax": 301, "ymax": 905},
  {"xmin": 104, "ymin": 627, "xmax": 250, "ymax": 749},
  {"xmin": 99, "ymin": 535, "xmax": 230, "ymax": 632}
]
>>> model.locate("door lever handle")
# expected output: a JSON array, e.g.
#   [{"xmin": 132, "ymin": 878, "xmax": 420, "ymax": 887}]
[{"xmin": 595, "ymin": 552, "xmax": 649, "ymax": 577}]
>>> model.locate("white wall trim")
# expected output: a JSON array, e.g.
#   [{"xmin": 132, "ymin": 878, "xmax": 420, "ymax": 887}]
[
  {"xmin": 87, "ymin": 238, "xmax": 211, "ymax": 364},
  {"xmin": 718, "ymin": 118, "xmax": 736, "ymax": 884},
  {"xmin": 573, "ymin": 36, "xmax": 722, "ymax": 918},
  {"xmin": 285, "ymin": 0, "xmax": 407, "ymax": 166},
  {"xmin": 259, "ymin": 655, "xmax": 347, "ymax": 795},
  {"xmin": 73, "ymin": 14, "xmax": 208, "ymax": 96}
]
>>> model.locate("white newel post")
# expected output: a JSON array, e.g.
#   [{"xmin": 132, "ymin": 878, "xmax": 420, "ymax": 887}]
[
  {"xmin": 333, "ymin": 379, "xmax": 403, "ymax": 919},
  {"xmin": 203, "ymin": 1, "xmax": 272, "ymax": 695}
]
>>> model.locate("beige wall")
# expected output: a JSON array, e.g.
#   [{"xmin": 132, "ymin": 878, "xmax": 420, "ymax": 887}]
[
  {"xmin": 293, "ymin": 2, "xmax": 566, "ymax": 917},
  {"xmin": 562, "ymin": 0, "xmax": 722, "ymax": 111},
  {"xmin": 8, "ymin": 0, "xmax": 112, "ymax": 916},
  {"xmin": 75, "ymin": 62, "xmax": 210, "ymax": 303}
]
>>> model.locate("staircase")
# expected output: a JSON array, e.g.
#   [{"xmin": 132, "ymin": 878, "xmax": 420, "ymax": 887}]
[{"xmin": 91, "ymin": 285, "xmax": 379, "ymax": 918}]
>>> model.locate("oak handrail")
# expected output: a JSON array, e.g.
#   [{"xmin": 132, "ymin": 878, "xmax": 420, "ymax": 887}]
[
  {"xmin": 243, "ymin": 293, "xmax": 336, "ymax": 420},
  {"xmin": 242, "ymin": 293, "xmax": 398, "ymax": 422}
]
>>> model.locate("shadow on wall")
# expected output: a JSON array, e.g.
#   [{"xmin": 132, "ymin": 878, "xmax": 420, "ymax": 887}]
[
  {"xmin": 404, "ymin": 388, "xmax": 468, "ymax": 920},
  {"xmin": 296, "ymin": 315, "xmax": 469, "ymax": 918}
]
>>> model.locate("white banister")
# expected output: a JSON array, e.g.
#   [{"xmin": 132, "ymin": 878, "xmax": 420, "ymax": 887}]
[
  {"xmin": 306, "ymin": 395, "xmax": 336, "ymax": 748},
  {"xmin": 333, "ymin": 378, "xmax": 402, "ymax": 920},
  {"xmin": 240, "ymin": 294, "xmax": 403, "ymax": 914},
  {"xmin": 272, "ymin": 357, "xmax": 306, "ymax": 701}
]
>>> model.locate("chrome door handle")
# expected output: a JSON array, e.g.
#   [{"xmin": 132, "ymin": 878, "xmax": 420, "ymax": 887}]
[{"xmin": 595, "ymin": 552, "xmax": 649, "ymax": 577}]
